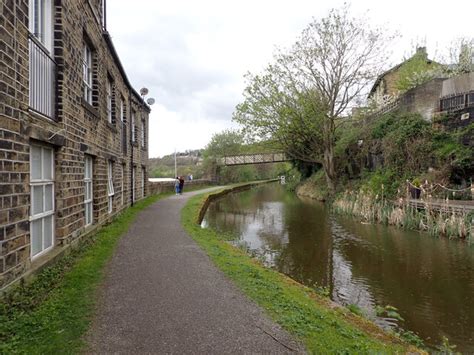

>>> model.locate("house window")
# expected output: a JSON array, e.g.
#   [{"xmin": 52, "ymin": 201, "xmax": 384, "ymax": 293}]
[
  {"xmin": 84, "ymin": 156, "xmax": 93, "ymax": 226},
  {"xmin": 141, "ymin": 120, "xmax": 146, "ymax": 148},
  {"xmin": 120, "ymin": 97, "xmax": 127, "ymax": 154},
  {"xmin": 29, "ymin": 0, "xmax": 53, "ymax": 50},
  {"xmin": 121, "ymin": 164, "xmax": 125, "ymax": 205},
  {"xmin": 28, "ymin": 0, "xmax": 56, "ymax": 119},
  {"xmin": 106, "ymin": 78, "xmax": 113, "ymax": 123},
  {"xmin": 119, "ymin": 97, "xmax": 124, "ymax": 124},
  {"xmin": 131, "ymin": 110, "xmax": 136, "ymax": 143},
  {"xmin": 30, "ymin": 144, "xmax": 54, "ymax": 258},
  {"xmin": 141, "ymin": 167, "xmax": 146, "ymax": 198},
  {"xmin": 107, "ymin": 160, "xmax": 114, "ymax": 213},
  {"xmin": 83, "ymin": 44, "xmax": 93, "ymax": 104},
  {"xmin": 132, "ymin": 167, "xmax": 136, "ymax": 202}
]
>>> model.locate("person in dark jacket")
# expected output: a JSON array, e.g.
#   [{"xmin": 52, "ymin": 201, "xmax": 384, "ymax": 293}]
[{"xmin": 179, "ymin": 176, "xmax": 185, "ymax": 194}]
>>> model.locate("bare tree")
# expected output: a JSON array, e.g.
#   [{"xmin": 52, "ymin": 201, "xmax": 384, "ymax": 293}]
[{"xmin": 234, "ymin": 5, "xmax": 396, "ymax": 194}]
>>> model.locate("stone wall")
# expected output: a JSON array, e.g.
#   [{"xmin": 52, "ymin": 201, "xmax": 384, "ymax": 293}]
[
  {"xmin": 0, "ymin": 0, "xmax": 150, "ymax": 290},
  {"xmin": 399, "ymin": 78, "xmax": 444, "ymax": 120},
  {"xmin": 148, "ymin": 180, "xmax": 215, "ymax": 195}
]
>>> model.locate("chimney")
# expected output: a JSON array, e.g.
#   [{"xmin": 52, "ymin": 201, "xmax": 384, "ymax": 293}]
[{"xmin": 416, "ymin": 47, "xmax": 427, "ymax": 59}]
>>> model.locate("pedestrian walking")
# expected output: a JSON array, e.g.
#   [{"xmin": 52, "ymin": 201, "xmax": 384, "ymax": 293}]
[
  {"xmin": 175, "ymin": 177, "xmax": 180, "ymax": 195},
  {"xmin": 179, "ymin": 176, "xmax": 185, "ymax": 194}
]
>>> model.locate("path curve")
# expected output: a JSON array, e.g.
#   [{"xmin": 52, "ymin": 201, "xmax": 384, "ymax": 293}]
[{"xmin": 86, "ymin": 188, "xmax": 305, "ymax": 354}]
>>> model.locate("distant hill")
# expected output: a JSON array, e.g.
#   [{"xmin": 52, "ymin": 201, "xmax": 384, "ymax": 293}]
[{"xmin": 149, "ymin": 150, "xmax": 204, "ymax": 178}]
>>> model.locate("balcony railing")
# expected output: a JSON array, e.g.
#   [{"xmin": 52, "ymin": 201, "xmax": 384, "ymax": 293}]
[{"xmin": 29, "ymin": 35, "xmax": 57, "ymax": 119}]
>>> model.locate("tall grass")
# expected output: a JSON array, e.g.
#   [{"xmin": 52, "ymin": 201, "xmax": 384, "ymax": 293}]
[{"xmin": 333, "ymin": 191, "xmax": 473, "ymax": 240}]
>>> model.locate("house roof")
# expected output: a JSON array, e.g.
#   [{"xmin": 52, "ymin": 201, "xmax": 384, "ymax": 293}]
[
  {"xmin": 368, "ymin": 47, "xmax": 438, "ymax": 97},
  {"xmin": 103, "ymin": 31, "xmax": 151, "ymax": 113}
]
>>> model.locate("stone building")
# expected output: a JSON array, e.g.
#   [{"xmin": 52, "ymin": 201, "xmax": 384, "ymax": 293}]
[{"xmin": 0, "ymin": 0, "xmax": 151, "ymax": 289}]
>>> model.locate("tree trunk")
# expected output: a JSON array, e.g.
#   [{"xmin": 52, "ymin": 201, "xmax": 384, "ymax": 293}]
[
  {"xmin": 322, "ymin": 116, "xmax": 336, "ymax": 196},
  {"xmin": 323, "ymin": 144, "xmax": 336, "ymax": 195}
]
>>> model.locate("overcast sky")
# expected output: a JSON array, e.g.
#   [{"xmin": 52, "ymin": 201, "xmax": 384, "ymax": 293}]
[{"xmin": 107, "ymin": 0, "xmax": 473, "ymax": 158}]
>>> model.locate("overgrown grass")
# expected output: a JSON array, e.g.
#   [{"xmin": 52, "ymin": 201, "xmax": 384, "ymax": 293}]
[
  {"xmin": 182, "ymin": 191, "xmax": 422, "ymax": 353},
  {"xmin": 0, "ymin": 193, "xmax": 170, "ymax": 354},
  {"xmin": 333, "ymin": 190, "xmax": 473, "ymax": 240}
]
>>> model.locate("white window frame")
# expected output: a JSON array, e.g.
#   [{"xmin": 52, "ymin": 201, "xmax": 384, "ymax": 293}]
[
  {"xmin": 120, "ymin": 97, "xmax": 124, "ymax": 124},
  {"xmin": 84, "ymin": 156, "xmax": 93, "ymax": 226},
  {"xmin": 141, "ymin": 167, "xmax": 145, "ymax": 198},
  {"xmin": 30, "ymin": 144, "xmax": 55, "ymax": 259},
  {"xmin": 29, "ymin": 0, "xmax": 53, "ymax": 52},
  {"xmin": 131, "ymin": 110, "xmax": 136, "ymax": 142},
  {"xmin": 106, "ymin": 78, "xmax": 113, "ymax": 123},
  {"xmin": 83, "ymin": 44, "xmax": 93, "ymax": 104},
  {"xmin": 132, "ymin": 167, "xmax": 136, "ymax": 202},
  {"xmin": 107, "ymin": 160, "xmax": 114, "ymax": 213},
  {"xmin": 141, "ymin": 120, "xmax": 145, "ymax": 148},
  {"xmin": 121, "ymin": 164, "xmax": 125, "ymax": 205}
]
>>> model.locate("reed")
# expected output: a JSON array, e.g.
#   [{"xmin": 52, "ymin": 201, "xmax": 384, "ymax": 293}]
[{"xmin": 333, "ymin": 190, "xmax": 473, "ymax": 240}]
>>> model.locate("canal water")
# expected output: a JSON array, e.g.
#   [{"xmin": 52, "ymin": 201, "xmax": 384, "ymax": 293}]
[{"xmin": 201, "ymin": 183, "xmax": 474, "ymax": 351}]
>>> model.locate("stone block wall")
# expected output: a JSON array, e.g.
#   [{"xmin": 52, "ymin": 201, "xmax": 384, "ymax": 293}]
[
  {"xmin": 148, "ymin": 180, "xmax": 215, "ymax": 195},
  {"xmin": 0, "ymin": 0, "xmax": 151, "ymax": 290}
]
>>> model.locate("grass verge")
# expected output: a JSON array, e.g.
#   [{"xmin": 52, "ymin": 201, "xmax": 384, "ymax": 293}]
[
  {"xmin": 0, "ymin": 193, "xmax": 170, "ymax": 354},
  {"xmin": 182, "ymin": 191, "xmax": 423, "ymax": 354}
]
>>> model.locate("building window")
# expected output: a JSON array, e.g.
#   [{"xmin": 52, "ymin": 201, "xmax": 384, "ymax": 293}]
[
  {"xmin": 141, "ymin": 120, "xmax": 146, "ymax": 148},
  {"xmin": 132, "ymin": 167, "xmax": 136, "ymax": 202},
  {"xmin": 29, "ymin": 0, "xmax": 53, "ymax": 50},
  {"xmin": 30, "ymin": 144, "xmax": 54, "ymax": 258},
  {"xmin": 28, "ymin": 0, "xmax": 56, "ymax": 119},
  {"xmin": 141, "ymin": 167, "xmax": 146, "ymax": 198},
  {"xmin": 119, "ymin": 97, "xmax": 124, "ymax": 124},
  {"xmin": 106, "ymin": 78, "xmax": 113, "ymax": 123},
  {"xmin": 107, "ymin": 160, "xmax": 114, "ymax": 213},
  {"xmin": 121, "ymin": 164, "xmax": 125, "ymax": 205},
  {"xmin": 84, "ymin": 156, "xmax": 93, "ymax": 226},
  {"xmin": 101, "ymin": 0, "xmax": 106, "ymax": 29},
  {"xmin": 83, "ymin": 44, "xmax": 93, "ymax": 104},
  {"xmin": 131, "ymin": 110, "xmax": 136, "ymax": 143}
]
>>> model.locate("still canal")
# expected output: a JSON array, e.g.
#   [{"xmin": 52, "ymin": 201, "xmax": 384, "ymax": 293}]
[{"xmin": 201, "ymin": 183, "xmax": 474, "ymax": 351}]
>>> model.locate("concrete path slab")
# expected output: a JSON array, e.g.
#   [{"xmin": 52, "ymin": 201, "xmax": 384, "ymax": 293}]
[{"xmin": 86, "ymin": 188, "xmax": 305, "ymax": 354}]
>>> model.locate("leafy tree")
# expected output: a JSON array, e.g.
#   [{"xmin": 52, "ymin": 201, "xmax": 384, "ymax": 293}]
[
  {"xmin": 395, "ymin": 51, "xmax": 441, "ymax": 92},
  {"xmin": 202, "ymin": 129, "xmax": 244, "ymax": 159},
  {"xmin": 442, "ymin": 37, "xmax": 474, "ymax": 75},
  {"xmin": 234, "ymin": 5, "xmax": 396, "ymax": 194}
]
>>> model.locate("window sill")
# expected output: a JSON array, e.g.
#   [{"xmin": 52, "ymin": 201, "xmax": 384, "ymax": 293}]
[
  {"xmin": 82, "ymin": 98, "xmax": 99, "ymax": 119},
  {"xmin": 107, "ymin": 121, "xmax": 117, "ymax": 132}
]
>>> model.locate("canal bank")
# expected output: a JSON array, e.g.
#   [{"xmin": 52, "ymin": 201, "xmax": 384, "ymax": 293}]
[
  {"xmin": 186, "ymin": 182, "xmax": 421, "ymax": 353},
  {"xmin": 200, "ymin": 182, "xmax": 474, "ymax": 352},
  {"xmin": 296, "ymin": 174, "xmax": 474, "ymax": 241}
]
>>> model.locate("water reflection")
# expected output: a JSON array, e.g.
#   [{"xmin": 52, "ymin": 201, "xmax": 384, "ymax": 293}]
[{"xmin": 202, "ymin": 184, "xmax": 474, "ymax": 351}]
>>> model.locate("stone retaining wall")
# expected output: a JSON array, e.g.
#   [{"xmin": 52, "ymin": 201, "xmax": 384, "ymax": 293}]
[{"xmin": 149, "ymin": 180, "xmax": 215, "ymax": 195}]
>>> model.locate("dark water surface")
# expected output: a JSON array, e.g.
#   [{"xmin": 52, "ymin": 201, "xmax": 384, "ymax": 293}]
[{"xmin": 201, "ymin": 184, "xmax": 474, "ymax": 351}]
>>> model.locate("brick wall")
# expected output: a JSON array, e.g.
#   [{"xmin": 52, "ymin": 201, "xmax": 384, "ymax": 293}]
[{"xmin": 0, "ymin": 0, "xmax": 151, "ymax": 290}]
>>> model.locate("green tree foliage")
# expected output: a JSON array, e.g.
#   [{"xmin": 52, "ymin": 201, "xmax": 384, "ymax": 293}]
[
  {"xmin": 234, "ymin": 5, "xmax": 396, "ymax": 194},
  {"xmin": 335, "ymin": 112, "xmax": 473, "ymax": 197},
  {"xmin": 395, "ymin": 51, "xmax": 442, "ymax": 92},
  {"xmin": 203, "ymin": 129, "xmax": 245, "ymax": 159}
]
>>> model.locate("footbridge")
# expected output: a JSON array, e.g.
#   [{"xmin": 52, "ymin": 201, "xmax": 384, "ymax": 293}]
[{"xmin": 220, "ymin": 152, "xmax": 289, "ymax": 166}]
